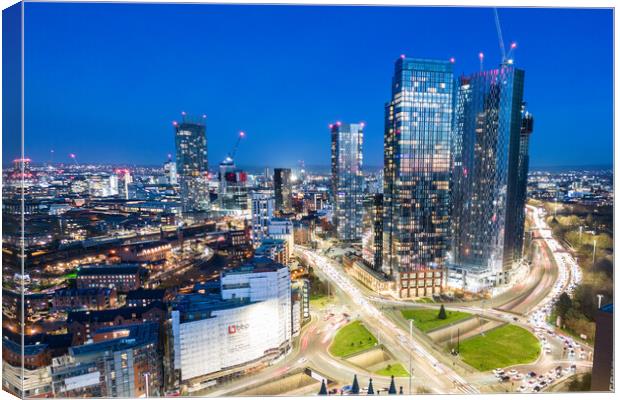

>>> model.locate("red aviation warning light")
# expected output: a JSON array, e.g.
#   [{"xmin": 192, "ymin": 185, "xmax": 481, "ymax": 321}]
[{"xmin": 449, "ymin": 57, "xmax": 455, "ymax": 64}]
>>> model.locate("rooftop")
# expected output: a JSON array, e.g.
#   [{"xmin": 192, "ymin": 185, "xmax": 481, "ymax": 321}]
[
  {"xmin": 67, "ymin": 301, "xmax": 164, "ymax": 324},
  {"xmin": 77, "ymin": 263, "xmax": 141, "ymax": 276},
  {"xmin": 70, "ymin": 322, "xmax": 159, "ymax": 356},
  {"xmin": 222, "ymin": 256, "xmax": 287, "ymax": 276}
]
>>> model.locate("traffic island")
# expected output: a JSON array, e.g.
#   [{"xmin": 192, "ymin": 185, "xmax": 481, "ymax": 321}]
[
  {"xmin": 400, "ymin": 308, "xmax": 472, "ymax": 333},
  {"xmin": 328, "ymin": 320, "xmax": 378, "ymax": 357},
  {"xmin": 457, "ymin": 324, "xmax": 541, "ymax": 371}
]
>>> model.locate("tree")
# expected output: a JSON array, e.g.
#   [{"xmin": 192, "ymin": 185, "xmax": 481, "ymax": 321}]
[
  {"xmin": 438, "ymin": 304, "xmax": 447, "ymax": 320},
  {"xmin": 556, "ymin": 292, "xmax": 573, "ymax": 319}
]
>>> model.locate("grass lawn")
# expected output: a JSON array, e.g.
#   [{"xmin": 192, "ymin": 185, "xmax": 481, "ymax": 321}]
[
  {"xmin": 309, "ymin": 294, "xmax": 332, "ymax": 309},
  {"xmin": 458, "ymin": 324, "xmax": 540, "ymax": 371},
  {"xmin": 374, "ymin": 363, "xmax": 410, "ymax": 377},
  {"xmin": 400, "ymin": 308, "xmax": 471, "ymax": 333},
  {"xmin": 329, "ymin": 320, "xmax": 377, "ymax": 357},
  {"xmin": 415, "ymin": 297, "xmax": 434, "ymax": 304}
]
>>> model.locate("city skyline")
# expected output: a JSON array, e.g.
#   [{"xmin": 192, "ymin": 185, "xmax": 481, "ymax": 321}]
[
  {"xmin": 2, "ymin": 3, "xmax": 614, "ymax": 397},
  {"xmin": 3, "ymin": 4, "xmax": 613, "ymax": 168}
]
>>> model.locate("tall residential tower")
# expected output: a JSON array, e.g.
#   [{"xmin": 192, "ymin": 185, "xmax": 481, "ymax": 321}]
[
  {"xmin": 330, "ymin": 122, "xmax": 364, "ymax": 241},
  {"xmin": 273, "ymin": 168, "xmax": 292, "ymax": 213},
  {"xmin": 174, "ymin": 114, "xmax": 209, "ymax": 213},
  {"xmin": 383, "ymin": 57, "xmax": 454, "ymax": 298},
  {"xmin": 450, "ymin": 64, "xmax": 531, "ymax": 289}
]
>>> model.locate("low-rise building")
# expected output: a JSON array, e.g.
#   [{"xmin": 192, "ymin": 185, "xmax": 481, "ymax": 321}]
[
  {"xmin": 343, "ymin": 256, "xmax": 395, "ymax": 295},
  {"xmin": 254, "ymin": 238, "xmax": 288, "ymax": 266},
  {"xmin": 51, "ymin": 323, "xmax": 162, "ymax": 397},
  {"xmin": 126, "ymin": 288, "xmax": 168, "ymax": 308},
  {"xmin": 76, "ymin": 264, "xmax": 145, "ymax": 292},
  {"xmin": 52, "ymin": 288, "xmax": 117, "ymax": 311},
  {"xmin": 67, "ymin": 302, "xmax": 166, "ymax": 345}
]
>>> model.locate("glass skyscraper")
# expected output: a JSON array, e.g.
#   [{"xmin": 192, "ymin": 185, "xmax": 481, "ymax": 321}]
[
  {"xmin": 273, "ymin": 168, "xmax": 292, "ymax": 213},
  {"xmin": 382, "ymin": 57, "xmax": 453, "ymax": 297},
  {"xmin": 450, "ymin": 65, "xmax": 530, "ymax": 285},
  {"xmin": 174, "ymin": 115, "xmax": 210, "ymax": 213},
  {"xmin": 330, "ymin": 122, "xmax": 364, "ymax": 241}
]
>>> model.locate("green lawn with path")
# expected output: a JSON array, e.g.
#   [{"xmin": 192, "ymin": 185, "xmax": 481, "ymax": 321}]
[
  {"xmin": 329, "ymin": 320, "xmax": 377, "ymax": 357},
  {"xmin": 400, "ymin": 308, "xmax": 472, "ymax": 332},
  {"xmin": 458, "ymin": 324, "xmax": 540, "ymax": 371},
  {"xmin": 374, "ymin": 363, "xmax": 410, "ymax": 377}
]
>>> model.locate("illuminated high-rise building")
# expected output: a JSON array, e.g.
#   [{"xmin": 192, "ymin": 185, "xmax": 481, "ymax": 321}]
[
  {"xmin": 163, "ymin": 154, "xmax": 178, "ymax": 185},
  {"xmin": 273, "ymin": 168, "xmax": 292, "ymax": 213},
  {"xmin": 330, "ymin": 122, "xmax": 364, "ymax": 241},
  {"xmin": 251, "ymin": 191, "xmax": 275, "ymax": 243},
  {"xmin": 174, "ymin": 114, "xmax": 209, "ymax": 213},
  {"xmin": 383, "ymin": 56, "xmax": 453, "ymax": 297},
  {"xmin": 450, "ymin": 64, "xmax": 530, "ymax": 287}
]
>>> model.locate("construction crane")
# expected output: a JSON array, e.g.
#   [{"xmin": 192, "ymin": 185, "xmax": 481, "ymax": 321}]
[
  {"xmin": 494, "ymin": 8, "xmax": 518, "ymax": 66},
  {"xmin": 228, "ymin": 131, "xmax": 246, "ymax": 161}
]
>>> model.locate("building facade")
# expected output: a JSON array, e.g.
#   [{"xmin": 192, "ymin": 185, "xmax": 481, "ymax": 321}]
[
  {"xmin": 273, "ymin": 168, "xmax": 292, "ymax": 213},
  {"xmin": 330, "ymin": 122, "xmax": 364, "ymax": 241},
  {"xmin": 251, "ymin": 192, "xmax": 275, "ymax": 243},
  {"xmin": 362, "ymin": 193, "xmax": 384, "ymax": 271},
  {"xmin": 169, "ymin": 258, "xmax": 292, "ymax": 390},
  {"xmin": 174, "ymin": 116, "xmax": 209, "ymax": 213},
  {"xmin": 382, "ymin": 57, "xmax": 454, "ymax": 297},
  {"xmin": 450, "ymin": 65, "xmax": 529, "ymax": 288},
  {"xmin": 51, "ymin": 323, "xmax": 162, "ymax": 398}
]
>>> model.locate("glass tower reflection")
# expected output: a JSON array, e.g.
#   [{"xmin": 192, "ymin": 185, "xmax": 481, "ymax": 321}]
[
  {"xmin": 450, "ymin": 65, "xmax": 529, "ymax": 281},
  {"xmin": 383, "ymin": 57, "xmax": 454, "ymax": 292}
]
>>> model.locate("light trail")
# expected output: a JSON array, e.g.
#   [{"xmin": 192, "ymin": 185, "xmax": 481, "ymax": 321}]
[{"xmin": 297, "ymin": 246, "xmax": 479, "ymax": 394}]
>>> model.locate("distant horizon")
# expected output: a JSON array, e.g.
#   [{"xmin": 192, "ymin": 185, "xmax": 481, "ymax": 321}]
[{"xmin": 7, "ymin": 160, "xmax": 614, "ymax": 173}]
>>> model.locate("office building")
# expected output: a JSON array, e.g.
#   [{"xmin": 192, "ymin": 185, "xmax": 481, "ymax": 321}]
[
  {"xmin": 218, "ymin": 158, "xmax": 249, "ymax": 212},
  {"xmin": 450, "ymin": 64, "xmax": 529, "ymax": 288},
  {"xmin": 382, "ymin": 56, "xmax": 454, "ymax": 297},
  {"xmin": 174, "ymin": 115, "xmax": 209, "ymax": 213},
  {"xmin": 163, "ymin": 155, "xmax": 178, "ymax": 185},
  {"xmin": 51, "ymin": 323, "xmax": 162, "ymax": 397},
  {"xmin": 169, "ymin": 258, "xmax": 292, "ymax": 391},
  {"xmin": 330, "ymin": 122, "xmax": 364, "ymax": 241},
  {"xmin": 268, "ymin": 218, "xmax": 294, "ymax": 259},
  {"xmin": 273, "ymin": 168, "xmax": 292, "ymax": 213},
  {"xmin": 251, "ymin": 191, "xmax": 275, "ymax": 243}
]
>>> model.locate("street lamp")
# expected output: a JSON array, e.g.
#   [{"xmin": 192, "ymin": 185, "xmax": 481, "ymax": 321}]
[
  {"xmin": 592, "ymin": 237, "xmax": 597, "ymax": 264},
  {"xmin": 597, "ymin": 294, "xmax": 604, "ymax": 309}
]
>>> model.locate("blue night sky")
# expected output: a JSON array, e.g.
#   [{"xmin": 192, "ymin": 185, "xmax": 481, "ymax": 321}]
[{"xmin": 4, "ymin": 3, "xmax": 614, "ymax": 169}]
